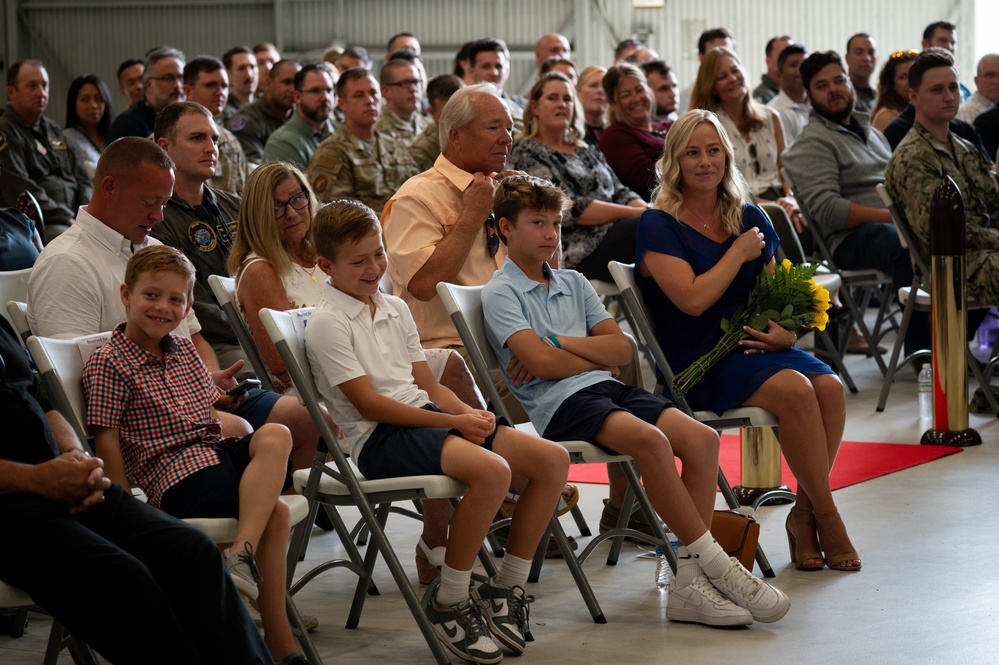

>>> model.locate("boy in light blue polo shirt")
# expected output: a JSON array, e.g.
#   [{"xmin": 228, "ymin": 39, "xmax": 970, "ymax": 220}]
[{"xmin": 482, "ymin": 175, "xmax": 790, "ymax": 628}]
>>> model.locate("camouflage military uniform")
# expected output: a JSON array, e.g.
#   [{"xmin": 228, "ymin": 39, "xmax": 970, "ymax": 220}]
[
  {"xmin": 212, "ymin": 123, "xmax": 248, "ymax": 193},
  {"xmin": 0, "ymin": 104, "xmax": 91, "ymax": 242},
  {"xmin": 224, "ymin": 95, "xmax": 288, "ymax": 166},
  {"xmin": 408, "ymin": 121, "xmax": 440, "ymax": 172},
  {"xmin": 885, "ymin": 120, "xmax": 999, "ymax": 305},
  {"xmin": 306, "ymin": 125, "xmax": 420, "ymax": 214},
  {"xmin": 374, "ymin": 106, "xmax": 430, "ymax": 146}
]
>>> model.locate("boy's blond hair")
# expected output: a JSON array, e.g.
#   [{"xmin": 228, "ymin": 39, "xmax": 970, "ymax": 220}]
[
  {"xmin": 125, "ymin": 245, "xmax": 196, "ymax": 299},
  {"xmin": 492, "ymin": 175, "xmax": 571, "ymax": 245},
  {"xmin": 312, "ymin": 199, "xmax": 381, "ymax": 261}
]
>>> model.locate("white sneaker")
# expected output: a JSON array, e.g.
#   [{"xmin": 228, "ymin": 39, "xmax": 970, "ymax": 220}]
[
  {"xmin": 709, "ymin": 557, "xmax": 790, "ymax": 623},
  {"xmin": 666, "ymin": 574, "xmax": 753, "ymax": 626}
]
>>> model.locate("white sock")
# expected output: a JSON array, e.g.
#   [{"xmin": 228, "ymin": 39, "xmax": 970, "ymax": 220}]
[
  {"xmin": 494, "ymin": 554, "xmax": 532, "ymax": 589},
  {"xmin": 685, "ymin": 531, "xmax": 731, "ymax": 580},
  {"xmin": 435, "ymin": 564, "xmax": 472, "ymax": 607},
  {"xmin": 673, "ymin": 545, "xmax": 700, "ymax": 588}
]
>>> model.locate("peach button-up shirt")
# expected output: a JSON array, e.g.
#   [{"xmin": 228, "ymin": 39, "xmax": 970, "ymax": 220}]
[{"xmin": 381, "ymin": 154, "xmax": 506, "ymax": 348}]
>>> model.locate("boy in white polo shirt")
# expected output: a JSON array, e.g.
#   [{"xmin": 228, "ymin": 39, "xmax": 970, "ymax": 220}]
[
  {"xmin": 481, "ymin": 175, "xmax": 790, "ymax": 628},
  {"xmin": 305, "ymin": 199, "xmax": 569, "ymax": 664}
]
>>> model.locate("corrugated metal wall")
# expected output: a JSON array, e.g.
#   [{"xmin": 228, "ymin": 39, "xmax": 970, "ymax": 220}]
[{"xmin": 1, "ymin": 0, "xmax": 975, "ymax": 128}]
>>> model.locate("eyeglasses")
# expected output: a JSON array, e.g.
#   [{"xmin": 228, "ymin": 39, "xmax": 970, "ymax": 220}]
[
  {"xmin": 149, "ymin": 74, "xmax": 183, "ymax": 84},
  {"xmin": 890, "ymin": 50, "xmax": 918, "ymax": 59},
  {"xmin": 748, "ymin": 143, "xmax": 761, "ymax": 177},
  {"xmin": 485, "ymin": 214, "xmax": 499, "ymax": 258},
  {"xmin": 273, "ymin": 190, "xmax": 310, "ymax": 218},
  {"xmin": 300, "ymin": 87, "xmax": 334, "ymax": 96},
  {"xmin": 385, "ymin": 79, "xmax": 422, "ymax": 89}
]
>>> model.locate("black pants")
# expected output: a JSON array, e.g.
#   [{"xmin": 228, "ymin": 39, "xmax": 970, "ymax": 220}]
[
  {"xmin": 0, "ymin": 484, "xmax": 274, "ymax": 665},
  {"xmin": 576, "ymin": 214, "xmax": 642, "ymax": 283}
]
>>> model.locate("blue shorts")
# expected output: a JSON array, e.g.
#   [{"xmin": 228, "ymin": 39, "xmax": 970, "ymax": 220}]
[
  {"xmin": 357, "ymin": 404, "xmax": 502, "ymax": 480},
  {"xmin": 230, "ymin": 388, "xmax": 281, "ymax": 431},
  {"xmin": 159, "ymin": 434, "xmax": 292, "ymax": 518},
  {"xmin": 543, "ymin": 380, "xmax": 673, "ymax": 449}
]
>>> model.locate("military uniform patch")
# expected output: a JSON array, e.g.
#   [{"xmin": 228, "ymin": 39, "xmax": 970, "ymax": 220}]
[
  {"xmin": 230, "ymin": 115, "xmax": 248, "ymax": 131},
  {"xmin": 312, "ymin": 175, "xmax": 328, "ymax": 192},
  {"xmin": 48, "ymin": 137, "xmax": 67, "ymax": 151},
  {"xmin": 188, "ymin": 220, "xmax": 218, "ymax": 252}
]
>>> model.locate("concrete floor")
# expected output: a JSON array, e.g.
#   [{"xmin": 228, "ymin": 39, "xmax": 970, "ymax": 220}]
[{"xmin": 3, "ymin": 330, "xmax": 998, "ymax": 665}]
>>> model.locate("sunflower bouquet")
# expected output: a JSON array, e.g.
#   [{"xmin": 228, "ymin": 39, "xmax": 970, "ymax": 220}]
[{"xmin": 671, "ymin": 260, "xmax": 831, "ymax": 397}]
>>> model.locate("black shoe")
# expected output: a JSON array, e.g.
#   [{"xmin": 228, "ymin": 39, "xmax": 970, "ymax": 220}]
[{"xmin": 314, "ymin": 506, "xmax": 335, "ymax": 531}]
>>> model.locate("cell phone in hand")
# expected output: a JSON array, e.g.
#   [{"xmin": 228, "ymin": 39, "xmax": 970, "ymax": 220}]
[{"xmin": 226, "ymin": 378, "xmax": 261, "ymax": 397}]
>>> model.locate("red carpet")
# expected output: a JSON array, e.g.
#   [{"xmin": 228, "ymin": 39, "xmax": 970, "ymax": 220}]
[{"xmin": 566, "ymin": 435, "xmax": 963, "ymax": 491}]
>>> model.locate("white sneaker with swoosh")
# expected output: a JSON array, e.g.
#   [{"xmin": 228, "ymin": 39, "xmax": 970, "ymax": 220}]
[
  {"xmin": 427, "ymin": 596, "xmax": 502, "ymax": 664},
  {"xmin": 472, "ymin": 580, "xmax": 534, "ymax": 654}
]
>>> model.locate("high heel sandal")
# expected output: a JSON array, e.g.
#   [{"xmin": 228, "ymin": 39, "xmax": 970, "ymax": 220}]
[
  {"xmin": 785, "ymin": 507, "xmax": 824, "ymax": 571},
  {"xmin": 415, "ymin": 537, "xmax": 446, "ymax": 585},
  {"xmin": 814, "ymin": 509, "xmax": 862, "ymax": 572}
]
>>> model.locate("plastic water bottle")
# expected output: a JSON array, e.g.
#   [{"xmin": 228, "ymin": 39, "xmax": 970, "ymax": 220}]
[
  {"xmin": 918, "ymin": 364, "xmax": 933, "ymax": 420},
  {"xmin": 654, "ymin": 531, "xmax": 680, "ymax": 590}
]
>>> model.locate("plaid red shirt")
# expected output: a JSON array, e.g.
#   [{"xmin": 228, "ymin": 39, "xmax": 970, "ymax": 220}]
[{"xmin": 83, "ymin": 324, "xmax": 229, "ymax": 507}]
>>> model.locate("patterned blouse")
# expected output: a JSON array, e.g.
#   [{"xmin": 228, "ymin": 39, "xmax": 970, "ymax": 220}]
[{"xmin": 508, "ymin": 138, "xmax": 640, "ymax": 269}]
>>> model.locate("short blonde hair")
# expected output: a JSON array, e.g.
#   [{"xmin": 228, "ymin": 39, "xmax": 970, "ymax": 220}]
[
  {"xmin": 517, "ymin": 72, "xmax": 585, "ymax": 146},
  {"xmin": 651, "ymin": 110, "xmax": 749, "ymax": 236},
  {"xmin": 125, "ymin": 245, "xmax": 196, "ymax": 299},
  {"xmin": 228, "ymin": 162, "xmax": 319, "ymax": 279}
]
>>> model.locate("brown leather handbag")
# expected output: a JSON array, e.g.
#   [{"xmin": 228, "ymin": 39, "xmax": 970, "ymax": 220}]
[{"xmin": 710, "ymin": 510, "xmax": 760, "ymax": 571}]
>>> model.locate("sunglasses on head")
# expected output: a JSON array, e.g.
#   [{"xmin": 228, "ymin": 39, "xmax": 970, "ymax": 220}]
[
  {"xmin": 485, "ymin": 214, "xmax": 499, "ymax": 258},
  {"xmin": 890, "ymin": 50, "xmax": 918, "ymax": 59}
]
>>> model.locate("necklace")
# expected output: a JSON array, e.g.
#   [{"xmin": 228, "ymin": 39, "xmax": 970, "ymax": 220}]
[
  {"xmin": 684, "ymin": 206, "xmax": 720, "ymax": 231},
  {"xmin": 303, "ymin": 264, "xmax": 318, "ymax": 283}
]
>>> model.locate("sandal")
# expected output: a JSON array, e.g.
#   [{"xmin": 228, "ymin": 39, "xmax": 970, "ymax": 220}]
[
  {"xmin": 415, "ymin": 537, "xmax": 446, "ymax": 585},
  {"xmin": 785, "ymin": 507, "xmax": 824, "ymax": 571},
  {"xmin": 500, "ymin": 483, "xmax": 579, "ymax": 519},
  {"xmin": 814, "ymin": 509, "xmax": 862, "ymax": 572}
]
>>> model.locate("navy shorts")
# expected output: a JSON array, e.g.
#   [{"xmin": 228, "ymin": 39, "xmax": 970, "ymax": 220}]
[
  {"xmin": 159, "ymin": 434, "xmax": 292, "ymax": 518},
  {"xmin": 543, "ymin": 380, "xmax": 673, "ymax": 449},
  {"xmin": 357, "ymin": 404, "xmax": 502, "ymax": 480},
  {"xmin": 230, "ymin": 388, "xmax": 281, "ymax": 431}
]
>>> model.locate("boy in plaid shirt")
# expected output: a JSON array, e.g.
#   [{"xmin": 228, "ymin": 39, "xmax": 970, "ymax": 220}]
[{"xmin": 83, "ymin": 245, "xmax": 309, "ymax": 665}]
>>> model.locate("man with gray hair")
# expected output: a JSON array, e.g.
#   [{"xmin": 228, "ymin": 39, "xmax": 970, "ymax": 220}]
[
  {"xmin": 957, "ymin": 53, "xmax": 999, "ymax": 123},
  {"xmin": 107, "ymin": 47, "xmax": 185, "ymax": 142}
]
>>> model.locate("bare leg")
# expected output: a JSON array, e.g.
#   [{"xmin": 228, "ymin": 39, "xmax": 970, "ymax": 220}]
[
  {"xmin": 232, "ymin": 424, "xmax": 292, "ymax": 550},
  {"xmin": 490, "ymin": 428, "xmax": 569, "ymax": 560},
  {"xmin": 265, "ymin": 396, "xmax": 328, "ymax": 473},
  {"xmin": 254, "ymin": 500, "xmax": 300, "ymax": 660},
  {"xmin": 439, "ymin": 437, "xmax": 510, "ymax": 570}
]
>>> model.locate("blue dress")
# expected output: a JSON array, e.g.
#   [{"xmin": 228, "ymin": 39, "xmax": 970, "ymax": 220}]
[{"xmin": 636, "ymin": 205, "xmax": 832, "ymax": 414}]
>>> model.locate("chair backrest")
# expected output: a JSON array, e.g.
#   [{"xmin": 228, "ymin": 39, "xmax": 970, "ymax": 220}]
[
  {"xmin": 606, "ymin": 261, "xmax": 697, "ymax": 414},
  {"xmin": 760, "ymin": 203, "xmax": 807, "ymax": 265},
  {"xmin": 207, "ymin": 274, "xmax": 275, "ymax": 391},
  {"xmin": 0, "ymin": 268, "xmax": 31, "ymax": 332},
  {"xmin": 877, "ymin": 184, "xmax": 931, "ymax": 284},
  {"xmin": 258, "ymin": 307, "xmax": 342, "ymax": 453},
  {"xmin": 434, "ymin": 282, "xmax": 517, "ymax": 424},
  {"xmin": 25, "ymin": 335, "xmax": 91, "ymax": 445}
]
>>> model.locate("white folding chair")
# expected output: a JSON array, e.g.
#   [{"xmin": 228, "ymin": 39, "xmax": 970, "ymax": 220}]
[
  {"xmin": 207, "ymin": 274, "xmax": 275, "ymax": 392},
  {"xmin": 436, "ymin": 281, "xmax": 674, "ymax": 602},
  {"xmin": 608, "ymin": 261, "xmax": 790, "ymax": 576},
  {"xmin": 0, "ymin": 268, "xmax": 31, "ymax": 342},
  {"xmin": 25, "ymin": 334, "xmax": 323, "ymax": 664},
  {"xmin": 260, "ymin": 307, "xmax": 483, "ymax": 665},
  {"xmin": 874, "ymin": 184, "xmax": 999, "ymax": 413},
  {"xmin": 5, "ymin": 300, "xmax": 31, "ymax": 346}
]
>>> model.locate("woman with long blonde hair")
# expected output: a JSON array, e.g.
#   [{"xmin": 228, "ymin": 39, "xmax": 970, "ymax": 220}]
[{"xmin": 639, "ymin": 110, "xmax": 860, "ymax": 573}]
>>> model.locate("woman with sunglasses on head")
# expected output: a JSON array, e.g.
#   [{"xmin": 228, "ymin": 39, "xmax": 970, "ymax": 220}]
[
  {"xmin": 508, "ymin": 72, "xmax": 646, "ymax": 282},
  {"xmin": 690, "ymin": 48, "xmax": 802, "ymax": 227},
  {"xmin": 228, "ymin": 162, "xmax": 322, "ymax": 395},
  {"xmin": 871, "ymin": 50, "xmax": 918, "ymax": 133}
]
